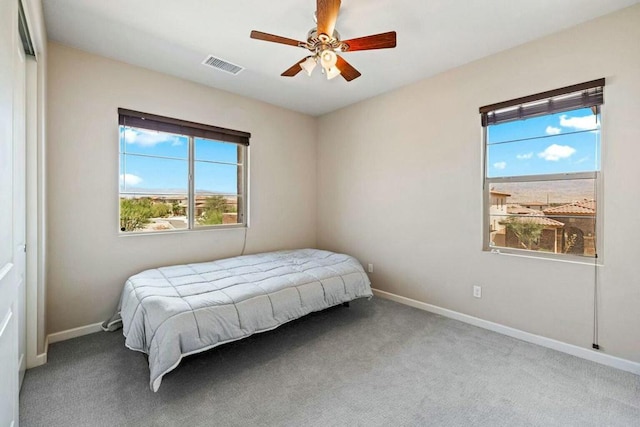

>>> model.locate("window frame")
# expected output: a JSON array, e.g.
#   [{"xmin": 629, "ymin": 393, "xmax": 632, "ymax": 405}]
[
  {"xmin": 480, "ymin": 80, "xmax": 604, "ymax": 262},
  {"xmin": 118, "ymin": 109, "xmax": 250, "ymax": 234}
]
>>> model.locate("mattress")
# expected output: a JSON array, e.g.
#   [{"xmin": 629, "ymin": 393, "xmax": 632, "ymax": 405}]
[{"xmin": 117, "ymin": 248, "xmax": 372, "ymax": 391}]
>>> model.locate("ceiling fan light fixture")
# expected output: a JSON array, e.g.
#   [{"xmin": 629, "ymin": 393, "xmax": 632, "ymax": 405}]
[
  {"xmin": 320, "ymin": 49, "xmax": 337, "ymax": 70},
  {"xmin": 299, "ymin": 56, "xmax": 317, "ymax": 76},
  {"xmin": 326, "ymin": 66, "xmax": 341, "ymax": 80}
]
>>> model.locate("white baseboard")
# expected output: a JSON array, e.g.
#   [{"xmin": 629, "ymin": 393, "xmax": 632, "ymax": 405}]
[
  {"xmin": 26, "ymin": 336, "xmax": 48, "ymax": 368},
  {"xmin": 32, "ymin": 351, "xmax": 47, "ymax": 367},
  {"xmin": 372, "ymin": 288, "xmax": 640, "ymax": 376},
  {"xmin": 36, "ymin": 335, "xmax": 48, "ymax": 366},
  {"xmin": 26, "ymin": 349, "xmax": 47, "ymax": 368},
  {"xmin": 36, "ymin": 293, "xmax": 640, "ymax": 376},
  {"xmin": 47, "ymin": 322, "xmax": 103, "ymax": 345}
]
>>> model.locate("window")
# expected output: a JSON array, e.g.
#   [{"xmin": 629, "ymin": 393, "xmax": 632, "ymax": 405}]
[
  {"xmin": 481, "ymin": 79, "xmax": 604, "ymax": 258},
  {"xmin": 118, "ymin": 109, "xmax": 249, "ymax": 233}
]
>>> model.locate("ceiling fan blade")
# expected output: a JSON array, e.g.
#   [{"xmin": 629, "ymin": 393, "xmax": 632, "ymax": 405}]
[
  {"xmin": 317, "ymin": 0, "xmax": 341, "ymax": 37},
  {"xmin": 342, "ymin": 31, "xmax": 397, "ymax": 52},
  {"xmin": 281, "ymin": 57, "xmax": 309, "ymax": 77},
  {"xmin": 336, "ymin": 55, "xmax": 361, "ymax": 82},
  {"xmin": 250, "ymin": 30, "xmax": 304, "ymax": 47}
]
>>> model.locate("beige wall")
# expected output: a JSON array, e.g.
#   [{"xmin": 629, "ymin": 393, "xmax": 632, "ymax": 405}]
[
  {"xmin": 47, "ymin": 5, "xmax": 640, "ymax": 364},
  {"xmin": 46, "ymin": 43, "xmax": 317, "ymax": 334},
  {"xmin": 318, "ymin": 5, "xmax": 640, "ymax": 363}
]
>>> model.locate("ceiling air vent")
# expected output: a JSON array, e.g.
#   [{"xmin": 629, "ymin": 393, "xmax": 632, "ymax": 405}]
[{"xmin": 202, "ymin": 55, "xmax": 244, "ymax": 75}]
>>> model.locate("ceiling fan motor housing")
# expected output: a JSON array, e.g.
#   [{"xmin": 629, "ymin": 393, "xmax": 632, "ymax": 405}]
[{"xmin": 303, "ymin": 28, "xmax": 348, "ymax": 53}]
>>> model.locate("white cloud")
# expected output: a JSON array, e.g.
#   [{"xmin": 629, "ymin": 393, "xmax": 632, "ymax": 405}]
[
  {"xmin": 120, "ymin": 173, "xmax": 142, "ymax": 186},
  {"xmin": 516, "ymin": 152, "xmax": 533, "ymax": 160},
  {"xmin": 559, "ymin": 114, "xmax": 600, "ymax": 131},
  {"xmin": 493, "ymin": 161, "xmax": 507, "ymax": 170},
  {"xmin": 545, "ymin": 126, "xmax": 561, "ymax": 135},
  {"xmin": 538, "ymin": 144, "xmax": 576, "ymax": 161},
  {"xmin": 123, "ymin": 128, "xmax": 180, "ymax": 147}
]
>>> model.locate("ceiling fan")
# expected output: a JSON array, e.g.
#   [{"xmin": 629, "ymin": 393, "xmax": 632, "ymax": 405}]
[{"xmin": 250, "ymin": 0, "xmax": 396, "ymax": 82}]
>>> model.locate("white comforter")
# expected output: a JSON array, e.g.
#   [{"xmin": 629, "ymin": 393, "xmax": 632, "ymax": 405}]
[{"xmin": 119, "ymin": 249, "xmax": 372, "ymax": 391}]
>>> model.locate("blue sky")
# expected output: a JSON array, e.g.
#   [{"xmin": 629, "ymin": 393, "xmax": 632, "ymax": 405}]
[
  {"xmin": 487, "ymin": 107, "xmax": 600, "ymax": 178},
  {"xmin": 119, "ymin": 127, "xmax": 240, "ymax": 194},
  {"xmin": 119, "ymin": 108, "xmax": 599, "ymax": 192}
]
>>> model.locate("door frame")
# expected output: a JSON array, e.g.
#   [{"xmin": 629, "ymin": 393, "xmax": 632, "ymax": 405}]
[
  {"xmin": 14, "ymin": 19, "xmax": 27, "ymax": 388},
  {"xmin": 19, "ymin": 0, "xmax": 47, "ymax": 369}
]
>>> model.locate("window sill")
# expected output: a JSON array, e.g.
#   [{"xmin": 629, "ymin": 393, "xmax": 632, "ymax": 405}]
[
  {"xmin": 118, "ymin": 224, "xmax": 247, "ymax": 237},
  {"xmin": 485, "ymin": 247, "xmax": 603, "ymax": 266}
]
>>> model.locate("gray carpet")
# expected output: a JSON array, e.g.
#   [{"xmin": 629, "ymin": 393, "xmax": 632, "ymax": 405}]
[{"xmin": 20, "ymin": 298, "xmax": 640, "ymax": 426}]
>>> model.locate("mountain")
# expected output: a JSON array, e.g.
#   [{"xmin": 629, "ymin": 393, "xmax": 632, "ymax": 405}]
[
  {"xmin": 492, "ymin": 179, "xmax": 595, "ymax": 205},
  {"xmin": 120, "ymin": 187, "xmax": 236, "ymax": 196}
]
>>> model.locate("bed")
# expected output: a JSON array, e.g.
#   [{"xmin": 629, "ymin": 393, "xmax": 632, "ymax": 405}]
[{"xmin": 107, "ymin": 248, "xmax": 373, "ymax": 391}]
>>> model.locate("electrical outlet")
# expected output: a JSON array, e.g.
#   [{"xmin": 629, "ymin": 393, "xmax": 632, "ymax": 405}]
[
  {"xmin": 367, "ymin": 263, "xmax": 374, "ymax": 273},
  {"xmin": 473, "ymin": 285, "xmax": 482, "ymax": 298}
]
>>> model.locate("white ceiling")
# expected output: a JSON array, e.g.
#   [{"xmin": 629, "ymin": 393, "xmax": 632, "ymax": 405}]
[{"xmin": 42, "ymin": 0, "xmax": 638, "ymax": 116}]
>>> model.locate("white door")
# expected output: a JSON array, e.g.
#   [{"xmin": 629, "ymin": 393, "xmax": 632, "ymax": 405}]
[
  {"xmin": 0, "ymin": 270, "xmax": 18, "ymax": 427},
  {"xmin": 14, "ymin": 14, "xmax": 27, "ymax": 388},
  {"xmin": 0, "ymin": 0, "xmax": 23, "ymax": 424}
]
